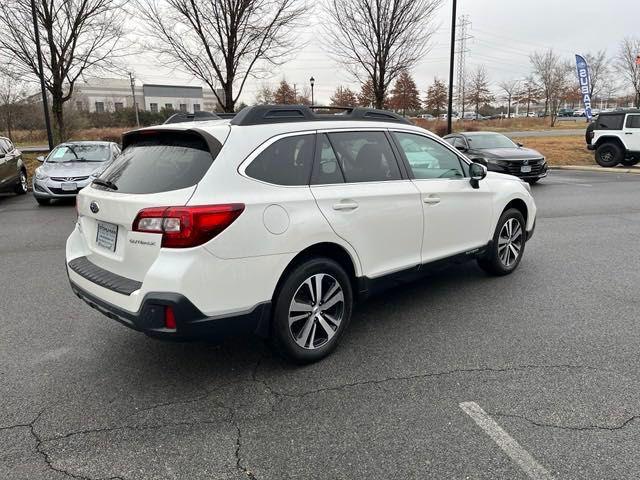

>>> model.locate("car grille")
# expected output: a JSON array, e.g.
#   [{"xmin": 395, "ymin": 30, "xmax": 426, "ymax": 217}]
[
  {"xmin": 504, "ymin": 158, "xmax": 546, "ymax": 176},
  {"xmin": 49, "ymin": 187, "xmax": 81, "ymax": 195},
  {"xmin": 50, "ymin": 176, "xmax": 90, "ymax": 182}
]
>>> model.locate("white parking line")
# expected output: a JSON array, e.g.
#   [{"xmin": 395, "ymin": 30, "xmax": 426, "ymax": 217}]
[{"xmin": 459, "ymin": 402, "xmax": 554, "ymax": 480}]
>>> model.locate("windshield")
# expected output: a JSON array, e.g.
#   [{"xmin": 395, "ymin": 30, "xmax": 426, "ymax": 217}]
[
  {"xmin": 467, "ymin": 134, "xmax": 517, "ymax": 149},
  {"xmin": 47, "ymin": 144, "xmax": 110, "ymax": 163}
]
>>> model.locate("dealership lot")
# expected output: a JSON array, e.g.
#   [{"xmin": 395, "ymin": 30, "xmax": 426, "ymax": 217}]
[{"xmin": 1, "ymin": 170, "xmax": 640, "ymax": 479}]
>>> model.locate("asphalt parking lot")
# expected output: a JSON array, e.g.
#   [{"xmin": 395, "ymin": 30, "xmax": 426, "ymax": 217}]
[{"xmin": 1, "ymin": 169, "xmax": 640, "ymax": 479}]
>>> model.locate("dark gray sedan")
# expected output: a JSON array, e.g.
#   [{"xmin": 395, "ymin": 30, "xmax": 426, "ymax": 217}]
[
  {"xmin": 32, "ymin": 141, "xmax": 120, "ymax": 205},
  {"xmin": 443, "ymin": 132, "xmax": 548, "ymax": 184}
]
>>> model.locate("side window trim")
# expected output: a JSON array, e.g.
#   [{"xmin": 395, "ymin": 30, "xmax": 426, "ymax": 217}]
[{"xmin": 390, "ymin": 130, "xmax": 470, "ymax": 180}]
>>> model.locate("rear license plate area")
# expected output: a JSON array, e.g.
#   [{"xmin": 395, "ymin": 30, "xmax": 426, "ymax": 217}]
[{"xmin": 96, "ymin": 221, "xmax": 118, "ymax": 252}]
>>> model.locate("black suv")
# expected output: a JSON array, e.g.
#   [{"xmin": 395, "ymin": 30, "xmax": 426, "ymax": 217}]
[
  {"xmin": 0, "ymin": 137, "xmax": 28, "ymax": 195},
  {"xmin": 586, "ymin": 110, "xmax": 640, "ymax": 167}
]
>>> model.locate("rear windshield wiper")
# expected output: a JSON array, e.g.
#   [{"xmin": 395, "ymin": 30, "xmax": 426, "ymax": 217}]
[{"xmin": 92, "ymin": 178, "xmax": 118, "ymax": 191}]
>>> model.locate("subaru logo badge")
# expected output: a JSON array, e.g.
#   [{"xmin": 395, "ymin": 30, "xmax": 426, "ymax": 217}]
[
  {"xmin": 90, "ymin": 201, "xmax": 99, "ymax": 214},
  {"xmin": 522, "ymin": 159, "xmax": 529, "ymax": 165}
]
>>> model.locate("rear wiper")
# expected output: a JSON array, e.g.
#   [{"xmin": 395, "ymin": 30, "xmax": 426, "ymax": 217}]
[{"xmin": 92, "ymin": 178, "xmax": 118, "ymax": 191}]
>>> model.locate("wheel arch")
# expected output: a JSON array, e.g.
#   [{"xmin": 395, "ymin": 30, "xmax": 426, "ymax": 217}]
[
  {"xmin": 502, "ymin": 198, "xmax": 528, "ymax": 225},
  {"xmin": 594, "ymin": 135, "xmax": 625, "ymax": 150}
]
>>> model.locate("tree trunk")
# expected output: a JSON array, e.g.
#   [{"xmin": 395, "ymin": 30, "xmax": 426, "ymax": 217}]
[
  {"xmin": 507, "ymin": 95, "xmax": 511, "ymax": 118},
  {"xmin": 223, "ymin": 82, "xmax": 235, "ymax": 113},
  {"xmin": 51, "ymin": 94, "xmax": 65, "ymax": 143}
]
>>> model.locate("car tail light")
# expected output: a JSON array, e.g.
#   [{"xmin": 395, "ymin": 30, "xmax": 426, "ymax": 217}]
[
  {"xmin": 164, "ymin": 306, "xmax": 177, "ymax": 330},
  {"xmin": 132, "ymin": 204, "xmax": 244, "ymax": 248}
]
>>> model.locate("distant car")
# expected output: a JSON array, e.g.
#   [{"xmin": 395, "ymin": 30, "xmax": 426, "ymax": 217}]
[
  {"xmin": 443, "ymin": 131, "xmax": 548, "ymax": 184},
  {"xmin": 586, "ymin": 109, "xmax": 640, "ymax": 167},
  {"xmin": 527, "ymin": 112, "xmax": 537, "ymax": 118},
  {"xmin": 418, "ymin": 113, "xmax": 436, "ymax": 120},
  {"xmin": 33, "ymin": 141, "xmax": 121, "ymax": 205},
  {"xmin": 557, "ymin": 108, "xmax": 575, "ymax": 117},
  {"xmin": 0, "ymin": 136, "xmax": 27, "ymax": 196},
  {"xmin": 438, "ymin": 113, "xmax": 459, "ymax": 122}
]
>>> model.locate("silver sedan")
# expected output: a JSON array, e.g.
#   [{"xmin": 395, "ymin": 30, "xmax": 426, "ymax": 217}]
[{"xmin": 32, "ymin": 141, "xmax": 120, "ymax": 205}]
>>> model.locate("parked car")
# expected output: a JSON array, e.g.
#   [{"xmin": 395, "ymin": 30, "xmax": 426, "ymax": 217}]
[
  {"xmin": 0, "ymin": 137, "xmax": 27, "ymax": 196},
  {"xmin": 443, "ymin": 131, "xmax": 548, "ymax": 184},
  {"xmin": 417, "ymin": 113, "xmax": 435, "ymax": 120},
  {"xmin": 33, "ymin": 141, "xmax": 121, "ymax": 205},
  {"xmin": 66, "ymin": 105, "xmax": 537, "ymax": 363},
  {"xmin": 586, "ymin": 109, "xmax": 640, "ymax": 167},
  {"xmin": 527, "ymin": 112, "xmax": 537, "ymax": 118},
  {"xmin": 438, "ymin": 113, "xmax": 459, "ymax": 122},
  {"xmin": 557, "ymin": 108, "xmax": 575, "ymax": 117}
]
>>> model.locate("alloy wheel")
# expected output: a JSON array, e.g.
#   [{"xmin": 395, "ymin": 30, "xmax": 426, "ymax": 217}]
[
  {"xmin": 288, "ymin": 273, "xmax": 344, "ymax": 350},
  {"xmin": 497, "ymin": 218, "xmax": 523, "ymax": 267},
  {"xmin": 20, "ymin": 171, "xmax": 28, "ymax": 192}
]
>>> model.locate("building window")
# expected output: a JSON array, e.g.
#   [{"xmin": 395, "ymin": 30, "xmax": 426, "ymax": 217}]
[
  {"xmin": 165, "ymin": 103, "xmax": 173, "ymax": 110},
  {"xmin": 76, "ymin": 101, "xmax": 83, "ymax": 111},
  {"xmin": 150, "ymin": 103, "xmax": 158, "ymax": 113},
  {"xmin": 179, "ymin": 103, "xmax": 187, "ymax": 112},
  {"xmin": 114, "ymin": 102, "xmax": 123, "ymax": 111},
  {"xmin": 95, "ymin": 102, "xmax": 105, "ymax": 113},
  {"xmin": 193, "ymin": 104, "xmax": 201, "ymax": 112}
]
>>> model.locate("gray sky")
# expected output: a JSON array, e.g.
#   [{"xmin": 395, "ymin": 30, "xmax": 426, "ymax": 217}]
[{"xmin": 129, "ymin": 0, "xmax": 640, "ymax": 104}]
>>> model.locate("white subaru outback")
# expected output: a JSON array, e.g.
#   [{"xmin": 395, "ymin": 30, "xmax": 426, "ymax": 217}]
[{"xmin": 66, "ymin": 105, "xmax": 537, "ymax": 363}]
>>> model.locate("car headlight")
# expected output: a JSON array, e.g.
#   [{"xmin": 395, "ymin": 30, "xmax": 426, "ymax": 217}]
[{"xmin": 35, "ymin": 169, "xmax": 48, "ymax": 180}]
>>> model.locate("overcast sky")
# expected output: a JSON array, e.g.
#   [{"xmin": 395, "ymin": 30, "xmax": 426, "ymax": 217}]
[{"xmin": 128, "ymin": 0, "xmax": 640, "ymax": 104}]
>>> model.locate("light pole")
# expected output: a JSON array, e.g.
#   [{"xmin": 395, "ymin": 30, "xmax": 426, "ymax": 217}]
[
  {"xmin": 310, "ymin": 77, "xmax": 315, "ymax": 106},
  {"xmin": 446, "ymin": 0, "xmax": 457, "ymax": 134}
]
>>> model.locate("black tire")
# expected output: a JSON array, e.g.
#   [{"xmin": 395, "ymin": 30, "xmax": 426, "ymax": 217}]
[
  {"xmin": 14, "ymin": 169, "xmax": 28, "ymax": 195},
  {"xmin": 35, "ymin": 197, "xmax": 50, "ymax": 206},
  {"xmin": 271, "ymin": 257, "xmax": 353, "ymax": 364},
  {"xmin": 595, "ymin": 142, "xmax": 623, "ymax": 167},
  {"xmin": 525, "ymin": 178, "xmax": 540, "ymax": 185},
  {"xmin": 621, "ymin": 157, "xmax": 639, "ymax": 167},
  {"xmin": 478, "ymin": 208, "xmax": 526, "ymax": 276}
]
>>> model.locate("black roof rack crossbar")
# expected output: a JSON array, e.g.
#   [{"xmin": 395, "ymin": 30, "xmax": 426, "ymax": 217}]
[
  {"xmin": 163, "ymin": 111, "xmax": 221, "ymax": 124},
  {"xmin": 230, "ymin": 104, "xmax": 411, "ymax": 126}
]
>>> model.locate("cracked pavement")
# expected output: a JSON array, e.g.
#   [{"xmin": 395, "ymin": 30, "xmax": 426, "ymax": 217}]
[{"xmin": 2, "ymin": 170, "xmax": 640, "ymax": 479}]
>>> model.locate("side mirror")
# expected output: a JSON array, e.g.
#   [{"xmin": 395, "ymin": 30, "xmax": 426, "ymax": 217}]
[
  {"xmin": 37, "ymin": 155, "xmax": 45, "ymax": 162},
  {"xmin": 516, "ymin": 142, "xmax": 524, "ymax": 148},
  {"xmin": 469, "ymin": 162, "xmax": 487, "ymax": 189}
]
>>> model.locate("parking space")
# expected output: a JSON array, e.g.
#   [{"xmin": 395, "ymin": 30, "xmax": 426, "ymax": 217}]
[{"xmin": 1, "ymin": 170, "xmax": 640, "ymax": 479}]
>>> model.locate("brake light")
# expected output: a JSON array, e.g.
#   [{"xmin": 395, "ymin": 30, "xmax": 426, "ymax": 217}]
[
  {"xmin": 132, "ymin": 204, "xmax": 245, "ymax": 248},
  {"xmin": 164, "ymin": 306, "xmax": 177, "ymax": 330}
]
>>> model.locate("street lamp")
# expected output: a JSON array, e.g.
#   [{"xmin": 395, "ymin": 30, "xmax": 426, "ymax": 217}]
[{"xmin": 310, "ymin": 77, "xmax": 315, "ymax": 106}]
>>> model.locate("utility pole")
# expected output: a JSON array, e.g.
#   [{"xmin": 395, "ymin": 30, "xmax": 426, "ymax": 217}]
[
  {"xmin": 446, "ymin": 0, "xmax": 457, "ymax": 134},
  {"xmin": 129, "ymin": 72, "xmax": 140, "ymax": 126},
  {"xmin": 30, "ymin": 0, "xmax": 53, "ymax": 149},
  {"xmin": 455, "ymin": 15, "xmax": 472, "ymax": 118}
]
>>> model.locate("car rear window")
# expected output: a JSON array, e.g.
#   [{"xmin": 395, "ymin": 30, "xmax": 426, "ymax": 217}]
[
  {"xmin": 94, "ymin": 131, "xmax": 219, "ymax": 194},
  {"xmin": 596, "ymin": 114, "xmax": 624, "ymax": 130}
]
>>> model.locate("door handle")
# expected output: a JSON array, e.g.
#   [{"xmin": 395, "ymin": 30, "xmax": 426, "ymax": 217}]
[
  {"xmin": 423, "ymin": 196, "xmax": 441, "ymax": 205},
  {"xmin": 332, "ymin": 201, "xmax": 359, "ymax": 211},
  {"xmin": 625, "ymin": 132, "xmax": 633, "ymax": 135}
]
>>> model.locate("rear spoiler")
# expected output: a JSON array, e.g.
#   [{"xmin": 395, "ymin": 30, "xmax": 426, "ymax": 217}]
[{"xmin": 121, "ymin": 128, "xmax": 223, "ymax": 158}]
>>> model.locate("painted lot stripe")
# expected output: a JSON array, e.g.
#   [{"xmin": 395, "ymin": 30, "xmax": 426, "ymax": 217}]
[{"xmin": 459, "ymin": 402, "xmax": 554, "ymax": 480}]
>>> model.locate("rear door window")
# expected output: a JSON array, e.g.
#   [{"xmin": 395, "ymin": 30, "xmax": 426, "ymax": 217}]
[
  {"xmin": 245, "ymin": 134, "xmax": 315, "ymax": 186},
  {"xmin": 326, "ymin": 131, "xmax": 401, "ymax": 183},
  {"xmin": 596, "ymin": 114, "xmax": 625, "ymax": 130},
  {"xmin": 311, "ymin": 134, "xmax": 345, "ymax": 185},
  {"xmin": 94, "ymin": 131, "xmax": 219, "ymax": 194},
  {"xmin": 626, "ymin": 115, "xmax": 640, "ymax": 129}
]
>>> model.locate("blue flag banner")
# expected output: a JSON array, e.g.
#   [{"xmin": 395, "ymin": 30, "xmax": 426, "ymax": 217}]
[{"xmin": 575, "ymin": 54, "xmax": 593, "ymax": 121}]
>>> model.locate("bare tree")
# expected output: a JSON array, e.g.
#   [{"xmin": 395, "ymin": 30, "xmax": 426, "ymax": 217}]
[
  {"xmin": 388, "ymin": 70, "xmax": 421, "ymax": 116},
  {"xmin": 423, "ymin": 77, "xmax": 448, "ymax": 117},
  {"xmin": 325, "ymin": 0, "xmax": 443, "ymax": 109},
  {"xmin": 616, "ymin": 37, "xmax": 640, "ymax": 108},
  {"xmin": 467, "ymin": 67, "xmax": 493, "ymax": 118},
  {"xmin": 138, "ymin": 0, "xmax": 306, "ymax": 113},
  {"xmin": 0, "ymin": 70, "xmax": 29, "ymax": 138},
  {"xmin": 584, "ymin": 50, "xmax": 609, "ymax": 100},
  {"xmin": 530, "ymin": 49, "xmax": 572, "ymax": 126},
  {"xmin": 0, "ymin": 0, "xmax": 127, "ymax": 141},
  {"xmin": 514, "ymin": 76, "xmax": 541, "ymax": 116},
  {"xmin": 254, "ymin": 84, "xmax": 275, "ymax": 105},
  {"xmin": 498, "ymin": 79, "xmax": 520, "ymax": 118},
  {"xmin": 330, "ymin": 86, "xmax": 358, "ymax": 107}
]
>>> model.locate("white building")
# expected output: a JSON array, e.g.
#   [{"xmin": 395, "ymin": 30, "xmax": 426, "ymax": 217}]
[{"xmin": 75, "ymin": 78, "xmax": 224, "ymax": 113}]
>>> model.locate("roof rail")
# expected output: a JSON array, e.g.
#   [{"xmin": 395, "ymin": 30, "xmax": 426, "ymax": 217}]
[
  {"xmin": 214, "ymin": 112, "xmax": 237, "ymax": 119},
  {"xmin": 163, "ymin": 111, "xmax": 221, "ymax": 124},
  {"xmin": 230, "ymin": 104, "xmax": 412, "ymax": 126}
]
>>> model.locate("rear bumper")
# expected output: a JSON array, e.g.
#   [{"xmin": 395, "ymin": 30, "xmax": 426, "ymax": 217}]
[{"xmin": 68, "ymin": 276, "xmax": 271, "ymax": 340}]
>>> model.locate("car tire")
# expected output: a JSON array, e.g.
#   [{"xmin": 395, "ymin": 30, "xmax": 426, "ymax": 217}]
[
  {"xmin": 595, "ymin": 142, "xmax": 623, "ymax": 167},
  {"xmin": 14, "ymin": 170, "xmax": 28, "ymax": 195},
  {"xmin": 621, "ymin": 157, "xmax": 639, "ymax": 167},
  {"xmin": 477, "ymin": 208, "xmax": 526, "ymax": 276},
  {"xmin": 271, "ymin": 257, "xmax": 353, "ymax": 364},
  {"xmin": 35, "ymin": 198, "xmax": 50, "ymax": 206}
]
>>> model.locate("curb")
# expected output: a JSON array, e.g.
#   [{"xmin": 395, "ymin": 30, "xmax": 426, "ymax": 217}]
[{"xmin": 550, "ymin": 165, "xmax": 640, "ymax": 174}]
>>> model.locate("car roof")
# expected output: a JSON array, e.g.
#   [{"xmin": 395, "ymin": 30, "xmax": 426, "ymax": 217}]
[
  {"xmin": 453, "ymin": 131, "xmax": 506, "ymax": 137},
  {"xmin": 59, "ymin": 141, "xmax": 114, "ymax": 146},
  {"xmin": 598, "ymin": 109, "xmax": 640, "ymax": 116}
]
